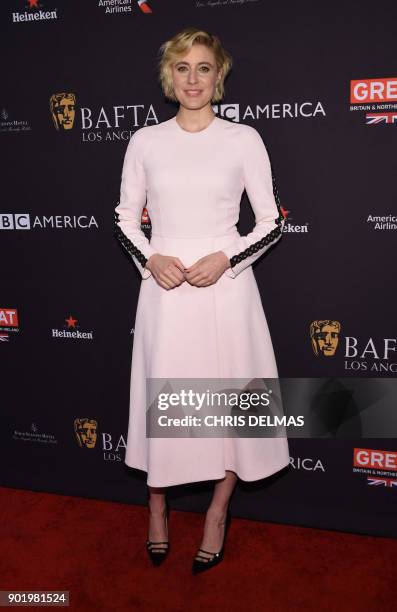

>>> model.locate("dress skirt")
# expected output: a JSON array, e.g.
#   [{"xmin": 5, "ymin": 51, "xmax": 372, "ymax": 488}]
[{"xmin": 124, "ymin": 230, "xmax": 290, "ymax": 487}]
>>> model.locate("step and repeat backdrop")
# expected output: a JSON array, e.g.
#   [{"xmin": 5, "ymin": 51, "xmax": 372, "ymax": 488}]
[{"xmin": 1, "ymin": 1, "xmax": 396, "ymax": 538}]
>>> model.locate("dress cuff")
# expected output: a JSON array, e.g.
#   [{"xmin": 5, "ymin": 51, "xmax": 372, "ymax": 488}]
[
  {"xmin": 224, "ymin": 266, "xmax": 237, "ymax": 278},
  {"xmin": 220, "ymin": 248, "xmax": 238, "ymax": 278},
  {"xmin": 140, "ymin": 249, "xmax": 158, "ymax": 279}
]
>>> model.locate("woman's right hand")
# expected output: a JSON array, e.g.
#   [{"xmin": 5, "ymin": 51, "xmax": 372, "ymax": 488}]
[{"xmin": 145, "ymin": 254, "xmax": 187, "ymax": 290}]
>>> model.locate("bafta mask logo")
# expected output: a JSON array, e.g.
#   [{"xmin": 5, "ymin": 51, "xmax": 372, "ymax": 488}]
[
  {"xmin": 50, "ymin": 93, "xmax": 76, "ymax": 131},
  {"xmin": 310, "ymin": 320, "xmax": 341, "ymax": 357},
  {"xmin": 74, "ymin": 418, "xmax": 98, "ymax": 449}
]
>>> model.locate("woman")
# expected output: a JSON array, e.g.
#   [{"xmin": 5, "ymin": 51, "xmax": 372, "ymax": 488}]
[{"xmin": 114, "ymin": 27, "xmax": 290, "ymax": 574}]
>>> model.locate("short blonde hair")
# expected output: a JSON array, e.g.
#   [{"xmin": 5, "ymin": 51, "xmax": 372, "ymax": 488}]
[{"xmin": 158, "ymin": 27, "xmax": 233, "ymax": 103}]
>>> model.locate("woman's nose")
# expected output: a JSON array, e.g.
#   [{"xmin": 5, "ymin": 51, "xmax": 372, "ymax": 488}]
[{"xmin": 187, "ymin": 71, "xmax": 199, "ymax": 84}]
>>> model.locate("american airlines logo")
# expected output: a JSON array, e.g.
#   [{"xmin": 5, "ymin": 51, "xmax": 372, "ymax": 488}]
[
  {"xmin": 97, "ymin": 0, "xmax": 153, "ymax": 15},
  {"xmin": 367, "ymin": 214, "xmax": 397, "ymax": 230}
]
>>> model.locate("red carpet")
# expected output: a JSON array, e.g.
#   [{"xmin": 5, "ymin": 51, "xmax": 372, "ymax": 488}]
[{"xmin": 1, "ymin": 486, "xmax": 396, "ymax": 611}]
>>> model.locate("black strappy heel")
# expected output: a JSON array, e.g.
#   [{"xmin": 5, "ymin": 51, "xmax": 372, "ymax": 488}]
[
  {"xmin": 146, "ymin": 500, "xmax": 170, "ymax": 566},
  {"xmin": 192, "ymin": 507, "xmax": 231, "ymax": 575}
]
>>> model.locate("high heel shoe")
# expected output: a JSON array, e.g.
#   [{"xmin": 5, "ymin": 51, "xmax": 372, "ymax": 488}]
[
  {"xmin": 146, "ymin": 500, "xmax": 170, "ymax": 566},
  {"xmin": 192, "ymin": 507, "xmax": 231, "ymax": 575}
]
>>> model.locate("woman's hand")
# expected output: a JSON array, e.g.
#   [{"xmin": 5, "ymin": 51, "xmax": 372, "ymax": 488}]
[
  {"xmin": 183, "ymin": 251, "xmax": 231, "ymax": 287},
  {"xmin": 145, "ymin": 254, "xmax": 186, "ymax": 290}
]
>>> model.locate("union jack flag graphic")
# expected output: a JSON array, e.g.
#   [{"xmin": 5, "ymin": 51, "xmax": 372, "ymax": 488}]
[
  {"xmin": 365, "ymin": 112, "xmax": 397, "ymax": 124},
  {"xmin": 367, "ymin": 477, "xmax": 397, "ymax": 487}
]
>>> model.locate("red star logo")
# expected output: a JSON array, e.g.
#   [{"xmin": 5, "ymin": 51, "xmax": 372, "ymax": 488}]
[
  {"xmin": 27, "ymin": 0, "xmax": 40, "ymax": 8},
  {"xmin": 280, "ymin": 206, "xmax": 290, "ymax": 219},
  {"xmin": 65, "ymin": 315, "xmax": 78, "ymax": 328}
]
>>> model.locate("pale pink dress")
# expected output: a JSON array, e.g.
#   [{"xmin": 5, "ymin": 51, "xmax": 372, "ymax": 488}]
[{"xmin": 115, "ymin": 114, "xmax": 290, "ymax": 487}]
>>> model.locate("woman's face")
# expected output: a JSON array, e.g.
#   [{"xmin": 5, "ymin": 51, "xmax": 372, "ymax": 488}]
[{"xmin": 170, "ymin": 43, "xmax": 220, "ymax": 110}]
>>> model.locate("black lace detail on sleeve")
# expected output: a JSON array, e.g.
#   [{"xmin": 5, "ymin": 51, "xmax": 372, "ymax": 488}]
[
  {"xmin": 229, "ymin": 171, "xmax": 284, "ymax": 269},
  {"xmin": 114, "ymin": 211, "xmax": 147, "ymax": 268}
]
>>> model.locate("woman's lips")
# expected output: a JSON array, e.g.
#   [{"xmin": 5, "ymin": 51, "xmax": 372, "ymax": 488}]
[{"xmin": 185, "ymin": 90, "xmax": 202, "ymax": 96}]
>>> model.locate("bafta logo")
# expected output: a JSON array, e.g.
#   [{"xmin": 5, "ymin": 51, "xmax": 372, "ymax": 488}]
[
  {"xmin": 74, "ymin": 418, "xmax": 98, "ymax": 448},
  {"xmin": 310, "ymin": 320, "xmax": 341, "ymax": 357},
  {"xmin": 50, "ymin": 93, "xmax": 76, "ymax": 131}
]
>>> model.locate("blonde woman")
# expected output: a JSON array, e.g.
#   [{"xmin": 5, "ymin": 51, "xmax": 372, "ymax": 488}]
[{"xmin": 115, "ymin": 27, "xmax": 290, "ymax": 574}]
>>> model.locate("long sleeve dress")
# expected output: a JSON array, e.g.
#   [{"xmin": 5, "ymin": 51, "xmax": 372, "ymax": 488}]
[{"xmin": 114, "ymin": 114, "xmax": 290, "ymax": 487}]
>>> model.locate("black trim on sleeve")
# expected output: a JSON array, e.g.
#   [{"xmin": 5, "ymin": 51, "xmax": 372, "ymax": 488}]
[
  {"xmin": 229, "ymin": 171, "xmax": 284, "ymax": 269},
  {"xmin": 114, "ymin": 211, "xmax": 148, "ymax": 268}
]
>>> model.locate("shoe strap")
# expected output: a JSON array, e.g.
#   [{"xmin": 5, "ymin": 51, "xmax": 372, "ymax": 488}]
[{"xmin": 198, "ymin": 547, "xmax": 221, "ymax": 555}]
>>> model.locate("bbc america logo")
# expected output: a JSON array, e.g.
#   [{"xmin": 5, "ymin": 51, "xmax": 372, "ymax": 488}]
[{"xmin": 0, "ymin": 213, "xmax": 98, "ymax": 230}]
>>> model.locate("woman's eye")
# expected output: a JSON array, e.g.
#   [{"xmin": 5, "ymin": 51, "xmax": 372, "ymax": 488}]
[{"xmin": 176, "ymin": 66, "xmax": 210, "ymax": 73}]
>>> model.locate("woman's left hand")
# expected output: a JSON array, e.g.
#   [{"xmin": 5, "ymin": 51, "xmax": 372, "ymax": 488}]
[{"xmin": 183, "ymin": 251, "xmax": 230, "ymax": 287}]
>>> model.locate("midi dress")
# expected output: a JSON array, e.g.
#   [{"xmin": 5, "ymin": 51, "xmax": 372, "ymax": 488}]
[{"xmin": 114, "ymin": 114, "xmax": 290, "ymax": 487}]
